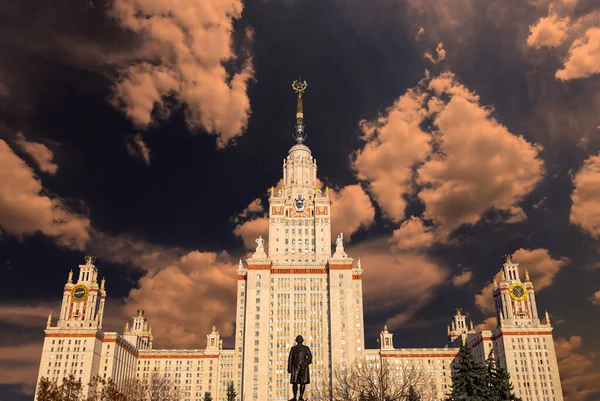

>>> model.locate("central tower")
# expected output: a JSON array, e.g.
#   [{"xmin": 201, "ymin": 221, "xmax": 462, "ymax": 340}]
[
  {"xmin": 268, "ymin": 80, "xmax": 332, "ymax": 265},
  {"xmin": 235, "ymin": 80, "xmax": 365, "ymax": 401}
]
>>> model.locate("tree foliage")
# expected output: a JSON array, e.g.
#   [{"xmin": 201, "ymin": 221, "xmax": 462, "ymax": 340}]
[
  {"xmin": 445, "ymin": 341, "xmax": 489, "ymax": 401},
  {"xmin": 226, "ymin": 381, "xmax": 238, "ymax": 401},
  {"xmin": 446, "ymin": 346, "xmax": 523, "ymax": 401},
  {"xmin": 313, "ymin": 358, "xmax": 434, "ymax": 401},
  {"xmin": 35, "ymin": 373, "xmax": 181, "ymax": 401},
  {"xmin": 484, "ymin": 351, "xmax": 522, "ymax": 401},
  {"xmin": 203, "ymin": 391, "xmax": 213, "ymax": 401}
]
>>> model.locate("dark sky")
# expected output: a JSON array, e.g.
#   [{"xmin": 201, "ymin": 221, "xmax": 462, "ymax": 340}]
[{"xmin": 1, "ymin": 0, "xmax": 599, "ymax": 400}]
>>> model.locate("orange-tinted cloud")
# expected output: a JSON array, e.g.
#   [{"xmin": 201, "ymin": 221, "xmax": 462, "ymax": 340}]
[
  {"xmin": 329, "ymin": 184, "xmax": 375, "ymax": 239},
  {"xmin": 14, "ymin": 132, "xmax": 58, "ymax": 175},
  {"xmin": 527, "ymin": 13, "xmax": 570, "ymax": 49},
  {"xmin": 591, "ymin": 290, "xmax": 600, "ymax": 305},
  {"xmin": 570, "ymin": 153, "xmax": 600, "ymax": 238},
  {"xmin": 0, "ymin": 342, "xmax": 43, "ymax": 395},
  {"xmin": 424, "ymin": 42, "xmax": 447, "ymax": 63},
  {"xmin": 354, "ymin": 71, "xmax": 543, "ymax": 238},
  {"xmin": 475, "ymin": 280, "xmax": 497, "ymax": 315},
  {"xmin": 0, "ymin": 139, "xmax": 90, "ymax": 249},
  {"xmin": 390, "ymin": 216, "xmax": 436, "ymax": 252},
  {"xmin": 234, "ymin": 217, "xmax": 269, "ymax": 250},
  {"xmin": 556, "ymin": 27, "xmax": 600, "ymax": 81},
  {"xmin": 474, "ymin": 316, "xmax": 496, "ymax": 332},
  {"xmin": 89, "ymin": 231, "xmax": 184, "ymax": 271},
  {"xmin": 348, "ymin": 239, "xmax": 449, "ymax": 329},
  {"xmin": 109, "ymin": 0, "xmax": 253, "ymax": 147},
  {"xmin": 526, "ymin": 2, "xmax": 600, "ymax": 81},
  {"xmin": 451, "ymin": 270, "xmax": 472, "ymax": 287},
  {"xmin": 512, "ymin": 248, "xmax": 570, "ymax": 290},
  {"xmin": 555, "ymin": 336, "xmax": 600, "ymax": 401},
  {"xmin": 126, "ymin": 133, "xmax": 151, "ymax": 165},
  {"xmin": 124, "ymin": 251, "xmax": 238, "ymax": 348},
  {"xmin": 417, "ymin": 73, "xmax": 544, "ymax": 236},
  {"xmin": 352, "ymin": 89, "xmax": 431, "ymax": 222}
]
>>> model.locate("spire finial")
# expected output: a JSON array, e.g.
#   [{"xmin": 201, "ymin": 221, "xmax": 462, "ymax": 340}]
[
  {"xmin": 68, "ymin": 270, "xmax": 73, "ymax": 283},
  {"xmin": 525, "ymin": 268, "xmax": 530, "ymax": 282},
  {"xmin": 125, "ymin": 321, "xmax": 129, "ymax": 334},
  {"xmin": 292, "ymin": 79, "xmax": 308, "ymax": 144},
  {"xmin": 47, "ymin": 311, "xmax": 52, "ymax": 328},
  {"xmin": 545, "ymin": 310, "xmax": 550, "ymax": 325},
  {"xmin": 503, "ymin": 254, "xmax": 512, "ymax": 264}
]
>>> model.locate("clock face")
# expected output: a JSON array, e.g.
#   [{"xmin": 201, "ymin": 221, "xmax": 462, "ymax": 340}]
[
  {"xmin": 509, "ymin": 283, "xmax": 527, "ymax": 301},
  {"xmin": 71, "ymin": 284, "xmax": 89, "ymax": 302},
  {"xmin": 294, "ymin": 195, "xmax": 306, "ymax": 212}
]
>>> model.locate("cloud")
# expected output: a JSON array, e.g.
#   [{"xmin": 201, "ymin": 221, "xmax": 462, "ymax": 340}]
[
  {"xmin": 570, "ymin": 153, "xmax": 600, "ymax": 238},
  {"xmin": 474, "ymin": 316, "xmax": 496, "ymax": 332},
  {"xmin": 329, "ymin": 184, "xmax": 375, "ymax": 239},
  {"xmin": 512, "ymin": 248, "xmax": 569, "ymax": 290},
  {"xmin": 451, "ymin": 270, "xmax": 472, "ymax": 287},
  {"xmin": 126, "ymin": 133, "xmax": 151, "ymax": 165},
  {"xmin": 355, "ymin": 71, "xmax": 544, "ymax": 238},
  {"xmin": 526, "ymin": 2, "xmax": 600, "ymax": 81},
  {"xmin": 0, "ymin": 303, "xmax": 57, "ymax": 328},
  {"xmin": 390, "ymin": 216, "xmax": 436, "ymax": 251},
  {"xmin": 475, "ymin": 280, "xmax": 497, "ymax": 315},
  {"xmin": 527, "ymin": 13, "xmax": 570, "ymax": 49},
  {"xmin": 0, "ymin": 139, "xmax": 90, "ymax": 249},
  {"xmin": 417, "ymin": 73, "xmax": 544, "ymax": 236},
  {"xmin": 14, "ymin": 132, "xmax": 58, "ymax": 174},
  {"xmin": 109, "ymin": 0, "xmax": 254, "ymax": 147},
  {"xmin": 234, "ymin": 216, "xmax": 268, "ymax": 250},
  {"xmin": 124, "ymin": 251, "xmax": 238, "ymax": 348},
  {"xmin": 555, "ymin": 336, "xmax": 600, "ymax": 401},
  {"xmin": 556, "ymin": 26, "xmax": 600, "ymax": 81},
  {"xmin": 352, "ymin": 88, "xmax": 431, "ymax": 222},
  {"xmin": 0, "ymin": 342, "xmax": 44, "ymax": 395},
  {"xmin": 349, "ymin": 239, "xmax": 449, "ymax": 329},
  {"xmin": 591, "ymin": 290, "xmax": 600, "ymax": 305},
  {"xmin": 88, "ymin": 231, "xmax": 184, "ymax": 271},
  {"xmin": 424, "ymin": 42, "xmax": 447, "ymax": 63}
]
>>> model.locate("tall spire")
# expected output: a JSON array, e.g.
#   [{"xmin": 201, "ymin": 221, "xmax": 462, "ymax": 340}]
[{"xmin": 292, "ymin": 78, "xmax": 308, "ymax": 144}]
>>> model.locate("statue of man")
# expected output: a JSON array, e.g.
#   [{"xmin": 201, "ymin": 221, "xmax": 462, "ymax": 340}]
[{"xmin": 288, "ymin": 335, "xmax": 312, "ymax": 401}]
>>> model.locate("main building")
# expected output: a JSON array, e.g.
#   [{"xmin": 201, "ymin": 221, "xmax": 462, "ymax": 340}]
[{"xmin": 35, "ymin": 81, "xmax": 564, "ymax": 401}]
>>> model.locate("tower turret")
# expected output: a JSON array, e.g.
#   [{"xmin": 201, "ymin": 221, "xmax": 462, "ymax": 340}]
[
  {"xmin": 493, "ymin": 254, "xmax": 541, "ymax": 328},
  {"xmin": 56, "ymin": 255, "xmax": 105, "ymax": 329}
]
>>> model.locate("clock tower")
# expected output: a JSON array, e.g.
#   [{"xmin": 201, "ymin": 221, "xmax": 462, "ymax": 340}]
[
  {"xmin": 57, "ymin": 255, "xmax": 106, "ymax": 329},
  {"xmin": 493, "ymin": 254, "xmax": 540, "ymax": 328}
]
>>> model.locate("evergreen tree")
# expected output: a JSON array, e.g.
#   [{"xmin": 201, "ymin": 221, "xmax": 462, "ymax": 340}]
[
  {"xmin": 485, "ymin": 350, "xmax": 499, "ymax": 398},
  {"xmin": 226, "ymin": 382, "xmax": 238, "ymax": 401},
  {"xmin": 481, "ymin": 350, "xmax": 522, "ymax": 401},
  {"xmin": 493, "ymin": 365, "xmax": 522, "ymax": 401},
  {"xmin": 204, "ymin": 391, "xmax": 213, "ymax": 401},
  {"xmin": 406, "ymin": 385, "xmax": 421, "ymax": 401},
  {"xmin": 446, "ymin": 339, "xmax": 489, "ymax": 401}
]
